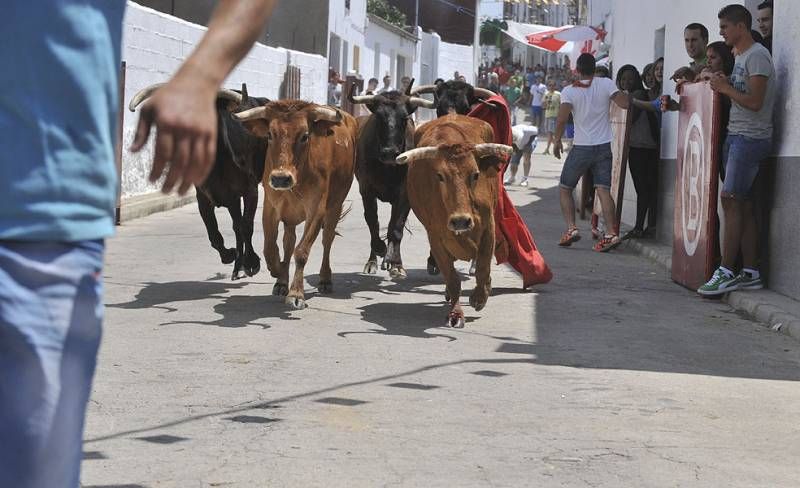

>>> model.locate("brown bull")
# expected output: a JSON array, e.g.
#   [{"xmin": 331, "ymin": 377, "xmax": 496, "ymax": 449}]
[
  {"xmin": 235, "ymin": 100, "xmax": 357, "ymax": 309},
  {"xmin": 396, "ymin": 115, "xmax": 512, "ymax": 328}
]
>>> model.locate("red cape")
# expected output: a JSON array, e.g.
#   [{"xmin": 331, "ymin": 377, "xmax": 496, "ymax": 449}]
[{"xmin": 468, "ymin": 96, "xmax": 553, "ymax": 288}]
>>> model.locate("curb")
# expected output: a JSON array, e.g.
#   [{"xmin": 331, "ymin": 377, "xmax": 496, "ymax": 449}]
[
  {"xmin": 622, "ymin": 237, "xmax": 800, "ymax": 343},
  {"xmin": 119, "ymin": 192, "xmax": 196, "ymax": 224}
]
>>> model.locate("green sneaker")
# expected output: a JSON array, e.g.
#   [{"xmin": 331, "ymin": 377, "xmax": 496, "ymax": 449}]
[
  {"xmin": 697, "ymin": 268, "xmax": 740, "ymax": 296},
  {"xmin": 737, "ymin": 271, "xmax": 763, "ymax": 290}
]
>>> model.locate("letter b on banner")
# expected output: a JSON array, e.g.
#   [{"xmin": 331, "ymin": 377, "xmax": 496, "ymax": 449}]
[{"xmin": 672, "ymin": 83, "xmax": 721, "ymax": 290}]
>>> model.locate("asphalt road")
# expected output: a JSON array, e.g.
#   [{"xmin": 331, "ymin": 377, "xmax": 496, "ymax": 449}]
[{"xmin": 82, "ymin": 153, "xmax": 800, "ymax": 488}]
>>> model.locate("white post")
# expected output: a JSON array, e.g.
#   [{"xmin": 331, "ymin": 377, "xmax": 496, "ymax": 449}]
[{"xmin": 473, "ymin": 0, "xmax": 480, "ymax": 84}]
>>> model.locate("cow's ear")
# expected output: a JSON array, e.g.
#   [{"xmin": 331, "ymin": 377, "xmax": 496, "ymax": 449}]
[
  {"xmin": 477, "ymin": 155, "xmax": 505, "ymax": 177},
  {"xmin": 241, "ymin": 119, "xmax": 270, "ymax": 138}
]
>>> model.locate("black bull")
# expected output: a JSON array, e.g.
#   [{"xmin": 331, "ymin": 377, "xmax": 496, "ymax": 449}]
[
  {"xmin": 349, "ymin": 88, "xmax": 435, "ymax": 278},
  {"xmin": 129, "ymin": 84, "xmax": 268, "ymax": 280}
]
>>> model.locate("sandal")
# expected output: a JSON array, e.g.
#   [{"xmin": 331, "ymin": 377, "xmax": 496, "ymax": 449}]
[
  {"xmin": 593, "ymin": 234, "xmax": 621, "ymax": 252},
  {"xmin": 559, "ymin": 227, "xmax": 581, "ymax": 247}
]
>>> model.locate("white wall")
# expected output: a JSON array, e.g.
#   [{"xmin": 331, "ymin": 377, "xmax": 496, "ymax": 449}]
[
  {"xmin": 610, "ymin": 0, "xmax": 740, "ymax": 159},
  {"xmin": 772, "ymin": 2, "xmax": 799, "ymax": 157},
  {"xmin": 121, "ymin": 2, "xmax": 327, "ymax": 198},
  {"xmin": 364, "ymin": 17, "xmax": 419, "ymax": 87},
  {"xmin": 328, "ymin": 0, "xmax": 367, "ymax": 75},
  {"xmin": 439, "ymin": 41, "xmax": 475, "ymax": 83}
]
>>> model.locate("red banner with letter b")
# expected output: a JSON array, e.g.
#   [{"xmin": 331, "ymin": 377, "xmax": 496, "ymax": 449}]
[{"xmin": 671, "ymin": 82, "xmax": 721, "ymax": 290}]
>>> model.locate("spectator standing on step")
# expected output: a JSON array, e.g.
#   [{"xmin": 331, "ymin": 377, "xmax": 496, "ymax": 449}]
[{"xmin": 698, "ymin": 4, "xmax": 776, "ymax": 296}]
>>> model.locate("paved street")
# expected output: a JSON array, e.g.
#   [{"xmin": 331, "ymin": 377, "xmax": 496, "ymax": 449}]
[{"xmin": 83, "ymin": 153, "xmax": 800, "ymax": 487}]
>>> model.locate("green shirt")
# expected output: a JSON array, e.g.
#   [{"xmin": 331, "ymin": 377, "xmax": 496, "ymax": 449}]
[{"xmin": 504, "ymin": 86, "xmax": 522, "ymax": 106}]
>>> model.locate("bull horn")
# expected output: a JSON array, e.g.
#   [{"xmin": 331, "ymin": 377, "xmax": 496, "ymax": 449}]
[
  {"xmin": 241, "ymin": 83, "xmax": 249, "ymax": 104},
  {"xmin": 312, "ymin": 106, "xmax": 342, "ymax": 123},
  {"xmin": 408, "ymin": 97, "xmax": 436, "ymax": 110},
  {"xmin": 410, "ymin": 84, "xmax": 437, "ymax": 96},
  {"xmin": 128, "ymin": 83, "xmax": 165, "ymax": 112},
  {"xmin": 234, "ymin": 106, "xmax": 268, "ymax": 122},
  {"xmin": 129, "ymin": 83, "xmax": 242, "ymax": 112},
  {"xmin": 217, "ymin": 88, "xmax": 243, "ymax": 104},
  {"xmin": 473, "ymin": 143, "xmax": 514, "ymax": 158},
  {"xmin": 472, "ymin": 88, "xmax": 496, "ymax": 100},
  {"xmin": 395, "ymin": 146, "xmax": 440, "ymax": 165},
  {"xmin": 405, "ymin": 78, "xmax": 415, "ymax": 96},
  {"xmin": 350, "ymin": 94, "xmax": 377, "ymax": 104}
]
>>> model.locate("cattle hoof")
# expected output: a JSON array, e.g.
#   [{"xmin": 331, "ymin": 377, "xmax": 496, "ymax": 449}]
[
  {"xmin": 389, "ymin": 265, "xmax": 407, "ymax": 280},
  {"xmin": 244, "ymin": 254, "xmax": 261, "ymax": 277},
  {"xmin": 373, "ymin": 240, "xmax": 388, "ymax": 258},
  {"xmin": 318, "ymin": 281, "xmax": 333, "ymax": 294},
  {"xmin": 272, "ymin": 283, "xmax": 289, "ymax": 296},
  {"xmin": 363, "ymin": 260, "xmax": 379, "ymax": 274},
  {"xmin": 286, "ymin": 296, "xmax": 307, "ymax": 310},
  {"xmin": 468, "ymin": 260, "xmax": 477, "ymax": 276},
  {"xmin": 469, "ymin": 292, "xmax": 488, "ymax": 312},
  {"xmin": 381, "ymin": 258, "xmax": 390, "ymax": 271},
  {"xmin": 446, "ymin": 312, "xmax": 465, "ymax": 329},
  {"xmin": 220, "ymin": 248, "xmax": 237, "ymax": 265}
]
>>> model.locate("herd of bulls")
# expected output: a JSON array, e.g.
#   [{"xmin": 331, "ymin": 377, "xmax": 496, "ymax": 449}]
[{"xmin": 130, "ymin": 80, "xmax": 511, "ymax": 328}]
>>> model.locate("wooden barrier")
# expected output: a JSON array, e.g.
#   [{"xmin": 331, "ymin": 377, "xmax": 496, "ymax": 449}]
[{"xmin": 671, "ymin": 82, "xmax": 721, "ymax": 290}]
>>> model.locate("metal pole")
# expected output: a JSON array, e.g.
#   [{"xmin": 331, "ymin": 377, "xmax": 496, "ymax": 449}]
[{"xmin": 415, "ymin": 0, "xmax": 420, "ymax": 31}]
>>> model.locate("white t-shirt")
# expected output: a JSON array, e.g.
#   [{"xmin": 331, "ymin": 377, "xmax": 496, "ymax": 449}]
[
  {"xmin": 530, "ymin": 83, "xmax": 546, "ymax": 107},
  {"xmin": 560, "ymin": 77, "xmax": 619, "ymax": 146},
  {"xmin": 512, "ymin": 124, "xmax": 539, "ymax": 149}
]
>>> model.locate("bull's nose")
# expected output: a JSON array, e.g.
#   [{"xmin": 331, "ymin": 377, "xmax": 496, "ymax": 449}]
[
  {"xmin": 380, "ymin": 148, "xmax": 400, "ymax": 163},
  {"xmin": 448, "ymin": 215, "xmax": 474, "ymax": 233},
  {"xmin": 269, "ymin": 174, "xmax": 294, "ymax": 190}
]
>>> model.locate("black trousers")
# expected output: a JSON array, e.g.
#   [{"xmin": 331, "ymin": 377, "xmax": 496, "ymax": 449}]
[{"xmin": 628, "ymin": 147, "xmax": 659, "ymax": 230}]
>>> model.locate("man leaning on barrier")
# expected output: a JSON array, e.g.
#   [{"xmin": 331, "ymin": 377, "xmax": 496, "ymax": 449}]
[{"xmin": 697, "ymin": 4, "xmax": 776, "ymax": 296}]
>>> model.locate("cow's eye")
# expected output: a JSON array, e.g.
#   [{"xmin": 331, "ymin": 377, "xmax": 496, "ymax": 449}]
[
  {"xmin": 299, "ymin": 132, "xmax": 310, "ymax": 143},
  {"xmin": 267, "ymin": 131, "xmax": 274, "ymax": 141},
  {"xmin": 471, "ymin": 172, "xmax": 480, "ymax": 183},
  {"xmin": 436, "ymin": 173, "xmax": 445, "ymax": 183}
]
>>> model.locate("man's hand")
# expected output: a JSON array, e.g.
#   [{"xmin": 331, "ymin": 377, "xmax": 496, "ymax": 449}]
[
  {"xmin": 129, "ymin": 0, "xmax": 276, "ymax": 195},
  {"xmin": 553, "ymin": 139, "xmax": 563, "ymax": 160},
  {"xmin": 709, "ymin": 72, "xmax": 731, "ymax": 95},
  {"xmin": 130, "ymin": 78, "xmax": 217, "ymax": 195}
]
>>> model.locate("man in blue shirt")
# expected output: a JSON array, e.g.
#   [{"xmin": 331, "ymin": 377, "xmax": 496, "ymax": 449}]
[{"xmin": 0, "ymin": 1, "xmax": 276, "ymax": 486}]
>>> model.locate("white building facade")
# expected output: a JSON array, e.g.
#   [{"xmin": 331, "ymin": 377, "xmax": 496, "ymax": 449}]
[{"xmin": 607, "ymin": 0, "xmax": 800, "ymax": 300}]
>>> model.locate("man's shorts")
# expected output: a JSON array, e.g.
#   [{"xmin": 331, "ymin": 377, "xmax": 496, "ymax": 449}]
[
  {"xmin": 722, "ymin": 134, "xmax": 771, "ymax": 199},
  {"xmin": 565, "ymin": 123, "xmax": 575, "ymax": 139},
  {"xmin": 530, "ymin": 105, "xmax": 543, "ymax": 121},
  {"xmin": 559, "ymin": 143, "xmax": 612, "ymax": 190},
  {"xmin": 544, "ymin": 116, "xmax": 557, "ymax": 133}
]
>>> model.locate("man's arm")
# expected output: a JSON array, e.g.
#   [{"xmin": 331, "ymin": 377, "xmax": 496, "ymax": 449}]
[
  {"xmin": 611, "ymin": 90, "xmax": 632, "ymax": 109},
  {"xmin": 552, "ymin": 102, "xmax": 572, "ymax": 160},
  {"xmin": 130, "ymin": 0, "xmax": 277, "ymax": 195},
  {"xmin": 710, "ymin": 73, "xmax": 768, "ymax": 112}
]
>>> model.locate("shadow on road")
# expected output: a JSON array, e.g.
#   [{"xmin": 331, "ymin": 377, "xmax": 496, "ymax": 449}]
[
  {"xmin": 106, "ymin": 280, "xmax": 249, "ymax": 311},
  {"xmin": 510, "ymin": 181, "xmax": 800, "ymax": 382}
]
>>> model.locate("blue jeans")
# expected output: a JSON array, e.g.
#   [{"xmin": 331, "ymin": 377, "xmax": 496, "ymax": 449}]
[
  {"xmin": 510, "ymin": 136, "xmax": 537, "ymax": 167},
  {"xmin": 0, "ymin": 240, "xmax": 104, "ymax": 488},
  {"xmin": 722, "ymin": 134, "xmax": 771, "ymax": 199},
  {"xmin": 559, "ymin": 143, "xmax": 613, "ymax": 190}
]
